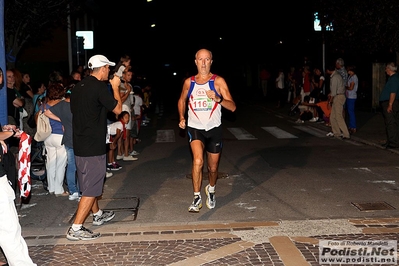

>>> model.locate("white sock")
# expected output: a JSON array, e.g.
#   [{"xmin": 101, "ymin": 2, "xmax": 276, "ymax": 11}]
[
  {"xmin": 194, "ymin": 192, "xmax": 201, "ymax": 198},
  {"xmin": 208, "ymin": 185, "xmax": 215, "ymax": 193},
  {"xmin": 72, "ymin": 224, "xmax": 82, "ymax": 231},
  {"xmin": 93, "ymin": 209, "xmax": 103, "ymax": 217}
]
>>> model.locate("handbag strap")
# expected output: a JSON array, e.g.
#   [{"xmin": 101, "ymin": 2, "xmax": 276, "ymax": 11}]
[{"xmin": 39, "ymin": 102, "xmax": 47, "ymax": 112}]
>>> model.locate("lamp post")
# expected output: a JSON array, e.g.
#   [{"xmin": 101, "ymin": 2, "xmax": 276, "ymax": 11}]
[
  {"xmin": 314, "ymin": 11, "xmax": 332, "ymax": 94},
  {"xmin": 0, "ymin": 0, "xmax": 7, "ymax": 125}
]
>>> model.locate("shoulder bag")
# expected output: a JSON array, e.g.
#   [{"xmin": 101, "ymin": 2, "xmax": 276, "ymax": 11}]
[{"xmin": 34, "ymin": 105, "xmax": 51, "ymax": 142}]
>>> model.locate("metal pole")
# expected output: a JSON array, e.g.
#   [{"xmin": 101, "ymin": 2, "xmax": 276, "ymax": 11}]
[
  {"xmin": 322, "ymin": 33, "xmax": 326, "ymax": 95},
  {"xmin": 0, "ymin": 0, "xmax": 7, "ymax": 125},
  {"xmin": 67, "ymin": 5, "xmax": 73, "ymax": 75}
]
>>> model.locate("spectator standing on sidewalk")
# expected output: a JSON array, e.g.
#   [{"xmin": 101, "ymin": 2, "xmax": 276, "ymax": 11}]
[
  {"xmin": 345, "ymin": 65, "xmax": 358, "ymax": 134},
  {"xmin": 178, "ymin": 48, "xmax": 236, "ymax": 213},
  {"xmin": 68, "ymin": 55, "xmax": 123, "ymax": 241},
  {"xmin": 116, "ymin": 67, "xmax": 137, "ymax": 162},
  {"xmin": 260, "ymin": 66, "xmax": 271, "ymax": 98},
  {"xmin": 326, "ymin": 65, "xmax": 350, "ymax": 139},
  {"xmin": 379, "ymin": 62, "xmax": 399, "ymax": 149},
  {"xmin": 335, "ymin": 58, "xmax": 348, "ymax": 85},
  {"xmin": 0, "ymin": 72, "xmax": 37, "ymax": 266},
  {"xmin": 275, "ymin": 68, "xmax": 285, "ymax": 108},
  {"xmin": 42, "ymin": 82, "xmax": 68, "ymax": 197},
  {"xmin": 301, "ymin": 65, "xmax": 311, "ymax": 102},
  {"xmin": 44, "ymin": 85, "xmax": 80, "ymax": 201}
]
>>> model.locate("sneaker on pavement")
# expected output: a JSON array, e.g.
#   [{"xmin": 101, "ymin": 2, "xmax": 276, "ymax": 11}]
[
  {"xmin": 116, "ymin": 155, "xmax": 123, "ymax": 160},
  {"xmin": 326, "ymin": 132, "xmax": 334, "ymax": 137},
  {"xmin": 295, "ymin": 119, "xmax": 304, "ymax": 124},
  {"xmin": 309, "ymin": 117, "xmax": 318, "ymax": 122},
  {"xmin": 130, "ymin": 150, "xmax": 140, "ymax": 156},
  {"xmin": 107, "ymin": 163, "xmax": 122, "ymax": 171},
  {"xmin": 66, "ymin": 226, "xmax": 100, "ymax": 241},
  {"xmin": 106, "ymin": 172, "xmax": 113, "ymax": 178},
  {"xmin": 188, "ymin": 195, "xmax": 202, "ymax": 213},
  {"xmin": 123, "ymin": 156, "xmax": 138, "ymax": 161},
  {"xmin": 205, "ymin": 185, "xmax": 216, "ymax": 209},
  {"xmin": 93, "ymin": 210, "xmax": 115, "ymax": 226},
  {"xmin": 68, "ymin": 192, "xmax": 80, "ymax": 201}
]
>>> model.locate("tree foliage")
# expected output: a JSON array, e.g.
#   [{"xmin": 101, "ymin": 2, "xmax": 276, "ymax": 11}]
[
  {"xmin": 4, "ymin": 0, "xmax": 85, "ymax": 67},
  {"xmin": 313, "ymin": 0, "xmax": 399, "ymax": 58}
]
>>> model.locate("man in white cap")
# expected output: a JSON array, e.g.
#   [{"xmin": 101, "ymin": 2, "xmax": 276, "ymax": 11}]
[{"xmin": 68, "ymin": 55, "xmax": 123, "ymax": 240}]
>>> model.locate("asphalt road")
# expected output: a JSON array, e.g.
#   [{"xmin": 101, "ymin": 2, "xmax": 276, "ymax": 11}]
[{"xmin": 17, "ymin": 98, "xmax": 399, "ymax": 236}]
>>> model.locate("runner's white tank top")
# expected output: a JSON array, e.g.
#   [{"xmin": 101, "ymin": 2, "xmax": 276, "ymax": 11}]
[{"xmin": 187, "ymin": 74, "xmax": 222, "ymax": 131}]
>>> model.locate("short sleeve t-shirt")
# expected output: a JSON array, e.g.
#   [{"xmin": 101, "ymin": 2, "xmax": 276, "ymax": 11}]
[
  {"xmin": 49, "ymin": 100, "xmax": 72, "ymax": 147},
  {"xmin": 70, "ymin": 76, "xmax": 117, "ymax": 157},
  {"xmin": 108, "ymin": 121, "xmax": 123, "ymax": 135}
]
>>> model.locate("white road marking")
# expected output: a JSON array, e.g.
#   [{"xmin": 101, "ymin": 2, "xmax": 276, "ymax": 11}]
[
  {"xmin": 227, "ymin": 128, "xmax": 257, "ymax": 140},
  {"xmin": 262, "ymin": 126, "xmax": 298, "ymax": 139},
  {"xmin": 293, "ymin": 126, "xmax": 326, "ymax": 137}
]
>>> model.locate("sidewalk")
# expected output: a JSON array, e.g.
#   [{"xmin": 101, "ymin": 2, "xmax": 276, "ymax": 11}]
[{"xmin": 3, "ymin": 101, "xmax": 399, "ymax": 266}]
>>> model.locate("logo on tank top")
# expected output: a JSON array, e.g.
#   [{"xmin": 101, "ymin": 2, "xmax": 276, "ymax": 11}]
[{"xmin": 196, "ymin": 88, "xmax": 207, "ymax": 96}]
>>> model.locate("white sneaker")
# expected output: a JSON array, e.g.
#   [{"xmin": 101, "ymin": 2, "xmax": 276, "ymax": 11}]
[
  {"xmin": 295, "ymin": 119, "xmax": 304, "ymax": 123},
  {"xmin": 130, "ymin": 150, "xmax": 139, "ymax": 156},
  {"xmin": 116, "ymin": 155, "xmax": 123, "ymax": 160},
  {"xmin": 326, "ymin": 132, "xmax": 334, "ymax": 137},
  {"xmin": 123, "ymin": 156, "xmax": 138, "ymax": 161},
  {"xmin": 69, "ymin": 192, "xmax": 80, "ymax": 201},
  {"xmin": 309, "ymin": 117, "xmax": 318, "ymax": 122},
  {"xmin": 106, "ymin": 172, "xmax": 113, "ymax": 178}
]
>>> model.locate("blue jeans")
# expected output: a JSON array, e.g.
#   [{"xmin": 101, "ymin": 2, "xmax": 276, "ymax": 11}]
[
  {"xmin": 346, "ymin": 98, "xmax": 357, "ymax": 129},
  {"xmin": 65, "ymin": 145, "xmax": 79, "ymax": 195}
]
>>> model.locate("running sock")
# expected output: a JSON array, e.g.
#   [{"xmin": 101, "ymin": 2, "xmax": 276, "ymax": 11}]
[
  {"xmin": 93, "ymin": 209, "xmax": 103, "ymax": 217},
  {"xmin": 208, "ymin": 185, "xmax": 215, "ymax": 193},
  {"xmin": 72, "ymin": 224, "xmax": 83, "ymax": 231},
  {"xmin": 194, "ymin": 192, "xmax": 201, "ymax": 198}
]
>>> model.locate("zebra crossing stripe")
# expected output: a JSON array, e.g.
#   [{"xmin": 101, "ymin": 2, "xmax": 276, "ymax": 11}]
[
  {"xmin": 227, "ymin": 128, "xmax": 257, "ymax": 140},
  {"xmin": 293, "ymin": 126, "xmax": 326, "ymax": 137},
  {"xmin": 156, "ymin": 130, "xmax": 175, "ymax": 142},
  {"xmin": 261, "ymin": 127, "xmax": 298, "ymax": 139}
]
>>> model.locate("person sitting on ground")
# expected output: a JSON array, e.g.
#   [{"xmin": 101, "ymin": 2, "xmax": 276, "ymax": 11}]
[{"xmin": 296, "ymin": 95, "xmax": 329, "ymax": 123}]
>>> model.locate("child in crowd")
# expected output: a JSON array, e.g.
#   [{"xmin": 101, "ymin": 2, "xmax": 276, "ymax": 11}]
[
  {"xmin": 113, "ymin": 54, "xmax": 131, "ymax": 78},
  {"xmin": 107, "ymin": 111, "xmax": 130, "ymax": 171}
]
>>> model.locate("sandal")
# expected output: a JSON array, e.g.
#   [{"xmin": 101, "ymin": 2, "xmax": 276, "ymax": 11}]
[{"xmin": 55, "ymin": 191, "xmax": 69, "ymax": 197}]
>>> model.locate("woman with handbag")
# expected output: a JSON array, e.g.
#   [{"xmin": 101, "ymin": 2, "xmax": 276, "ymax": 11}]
[{"xmin": 41, "ymin": 82, "xmax": 68, "ymax": 197}]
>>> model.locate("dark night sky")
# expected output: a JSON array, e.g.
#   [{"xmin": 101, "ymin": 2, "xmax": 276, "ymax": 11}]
[
  {"xmin": 76, "ymin": 0, "xmax": 325, "ymax": 99},
  {"xmin": 90, "ymin": 1, "xmax": 316, "ymax": 72}
]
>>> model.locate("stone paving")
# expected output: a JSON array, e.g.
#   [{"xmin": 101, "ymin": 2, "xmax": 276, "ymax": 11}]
[{"xmin": 2, "ymin": 219, "xmax": 399, "ymax": 265}]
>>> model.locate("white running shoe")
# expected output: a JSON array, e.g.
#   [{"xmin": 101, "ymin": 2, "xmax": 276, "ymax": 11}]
[
  {"xmin": 130, "ymin": 150, "xmax": 140, "ymax": 156},
  {"xmin": 205, "ymin": 185, "xmax": 216, "ymax": 209},
  {"xmin": 106, "ymin": 172, "xmax": 113, "ymax": 178},
  {"xmin": 68, "ymin": 192, "xmax": 80, "ymax": 201},
  {"xmin": 123, "ymin": 156, "xmax": 138, "ymax": 161},
  {"xmin": 188, "ymin": 196, "xmax": 202, "ymax": 213}
]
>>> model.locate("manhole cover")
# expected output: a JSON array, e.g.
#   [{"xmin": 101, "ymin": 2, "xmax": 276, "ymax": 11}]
[
  {"xmin": 69, "ymin": 197, "xmax": 140, "ymax": 224},
  {"xmin": 351, "ymin": 201, "xmax": 395, "ymax": 211},
  {"xmin": 186, "ymin": 172, "xmax": 228, "ymax": 179}
]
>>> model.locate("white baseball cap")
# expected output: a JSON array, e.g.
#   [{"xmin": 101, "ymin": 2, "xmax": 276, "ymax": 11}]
[{"xmin": 88, "ymin": 55, "xmax": 115, "ymax": 69}]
